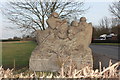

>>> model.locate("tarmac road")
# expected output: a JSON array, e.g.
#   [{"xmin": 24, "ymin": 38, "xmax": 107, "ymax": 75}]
[
  {"xmin": 90, "ymin": 44, "xmax": 119, "ymax": 60},
  {"xmin": 89, "ymin": 44, "xmax": 120, "ymax": 68}
]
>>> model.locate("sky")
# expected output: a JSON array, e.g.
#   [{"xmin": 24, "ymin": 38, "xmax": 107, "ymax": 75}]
[{"xmin": 0, "ymin": 0, "xmax": 117, "ymax": 39}]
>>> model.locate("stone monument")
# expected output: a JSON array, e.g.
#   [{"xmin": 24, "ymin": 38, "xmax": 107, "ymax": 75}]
[{"xmin": 29, "ymin": 12, "xmax": 93, "ymax": 71}]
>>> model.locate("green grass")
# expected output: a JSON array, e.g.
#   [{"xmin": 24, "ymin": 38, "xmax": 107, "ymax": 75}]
[
  {"xmin": 2, "ymin": 41, "xmax": 37, "ymax": 69},
  {"xmin": 92, "ymin": 43, "xmax": 120, "ymax": 46}
]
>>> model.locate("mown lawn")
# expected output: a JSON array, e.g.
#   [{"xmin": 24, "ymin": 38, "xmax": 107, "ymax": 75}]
[{"xmin": 2, "ymin": 41, "xmax": 37, "ymax": 69}]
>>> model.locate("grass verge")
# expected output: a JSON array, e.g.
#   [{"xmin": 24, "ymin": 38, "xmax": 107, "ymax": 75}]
[{"xmin": 2, "ymin": 41, "xmax": 37, "ymax": 69}]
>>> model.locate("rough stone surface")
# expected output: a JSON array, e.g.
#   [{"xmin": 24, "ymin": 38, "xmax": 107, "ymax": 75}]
[{"xmin": 29, "ymin": 13, "xmax": 93, "ymax": 71}]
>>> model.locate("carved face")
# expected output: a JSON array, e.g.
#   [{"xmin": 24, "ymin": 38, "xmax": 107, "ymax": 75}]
[
  {"xmin": 71, "ymin": 21, "xmax": 79, "ymax": 27},
  {"xmin": 51, "ymin": 12, "xmax": 59, "ymax": 18},
  {"xmin": 80, "ymin": 17, "xmax": 86, "ymax": 22}
]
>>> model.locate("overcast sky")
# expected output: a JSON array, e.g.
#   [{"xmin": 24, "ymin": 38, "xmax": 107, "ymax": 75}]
[{"xmin": 0, "ymin": 0, "xmax": 117, "ymax": 39}]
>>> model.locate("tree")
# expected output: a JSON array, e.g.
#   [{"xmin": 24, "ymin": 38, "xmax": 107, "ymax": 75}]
[
  {"xmin": 99, "ymin": 17, "xmax": 110, "ymax": 28},
  {"xmin": 111, "ymin": 25, "xmax": 120, "ymax": 34},
  {"xmin": 92, "ymin": 17, "xmax": 112, "ymax": 39},
  {"xmin": 2, "ymin": 0, "xmax": 86, "ymax": 33},
  {"xmin": 109, "ymin": 1, "xmax": 120, "ymax": 20},
  {"xmin": 92, "ymin": 27, "xmax": 99, "ymax": 39},
  {"xmin": 109, "ymin": 1, "xmax": 120, "ymax": 40},
  {"xmin": 98, "ymin": 17, "xmax": 111, "ymax": 34}
]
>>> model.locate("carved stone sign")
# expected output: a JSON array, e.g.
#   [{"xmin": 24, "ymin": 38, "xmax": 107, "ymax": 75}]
[{"xmin": 29, "ymin": 12, "xmax": 93, "ymax": 71}]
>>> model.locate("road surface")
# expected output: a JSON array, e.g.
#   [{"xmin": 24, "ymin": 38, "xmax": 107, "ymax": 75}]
[
  {"xmin": 90, "ymin": 44, "xmax": 119, "ymax": 60},
  {"xmin": 90, "ymin": 44, "xmax": 119, "ymax": 68}
]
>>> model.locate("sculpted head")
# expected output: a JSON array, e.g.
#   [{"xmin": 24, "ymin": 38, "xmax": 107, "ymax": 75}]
[
  {"xmin": 71, "ymin": 21, "xmax": 79, "ymax": 27},
  {"xmin": 80, "ymin": 17, "xmax": 86, "ymax": 22},
  {"xmin": 51, "ymin": 12, "xmax": 59, "ymax": 18}
]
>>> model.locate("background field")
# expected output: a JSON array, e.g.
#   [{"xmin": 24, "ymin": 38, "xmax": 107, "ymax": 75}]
[{"xmin": 2, "ymin": 41, "xmax": 36, "ymax": 69}]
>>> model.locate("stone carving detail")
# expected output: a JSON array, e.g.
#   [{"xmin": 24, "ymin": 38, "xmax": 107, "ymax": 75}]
[{"xmin": 29, "ymin": 12, "xmax": 93, "ymax": 71}]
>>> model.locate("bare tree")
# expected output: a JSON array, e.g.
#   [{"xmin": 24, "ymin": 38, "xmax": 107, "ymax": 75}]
[
  {"xmin": 99, "ymin": 17, "xmax": 110, "ymax": 28},
  {"xmin": 109, "ymin": 1, "xmax": 120, "ymax": 20},
  {"xmin": 2, "ymin": 0, "xmax": 86, "ymax": 33},
  {"xmin": 99, "ymin": 17, "xmax": 111, "ymax": 34},
  {"xmin": 109, "ymin": 1, "xmax": 120, "ymax": 40}
]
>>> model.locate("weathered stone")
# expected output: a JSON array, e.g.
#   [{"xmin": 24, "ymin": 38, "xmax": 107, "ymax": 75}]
[
  {"xmin": 68, "ymin": 21, "xmax": 79, "ymax": 40},
  {"xmin": 29, "ymin": 13, "xmax": 93, "ymax": 71}
]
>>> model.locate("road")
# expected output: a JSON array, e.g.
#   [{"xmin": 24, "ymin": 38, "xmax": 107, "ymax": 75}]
[
  {"xmin": 90, "ymin": 44, "xmax": 119, "ymax": 60},
  {"xmin": 90, "ymin": 44, "xmax": 119, "ymax": 68}
]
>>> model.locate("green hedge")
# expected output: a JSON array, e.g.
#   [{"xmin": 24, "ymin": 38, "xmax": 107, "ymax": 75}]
[
  {"xmin": 1, "ymin": 40, "xmax": 21, "ymax": 42},
  {"xmin": 92, "ymin": 40, "xmax": 119, "ymax": 43}
]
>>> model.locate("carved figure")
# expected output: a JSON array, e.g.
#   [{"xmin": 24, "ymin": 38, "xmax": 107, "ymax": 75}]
[
  {"xmin": 68, "ymin": 21, "xmax": 79, "ymax": 40},
  {"xmin": 29, "ymin": 13, "xmax": 93, "ymax": 71},
  {"xmin": 46, "ymin": 12, "xmax": 68, "ymax": 39}
]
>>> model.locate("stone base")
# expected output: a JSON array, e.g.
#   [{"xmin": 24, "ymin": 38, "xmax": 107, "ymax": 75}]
[
  {"xmin": 29, "ymin": 59, "xmax": 59, "ymax": 72},
  {"xmin": 29, "ymin": 52, "xmax": 93, "ymax": 71}
]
